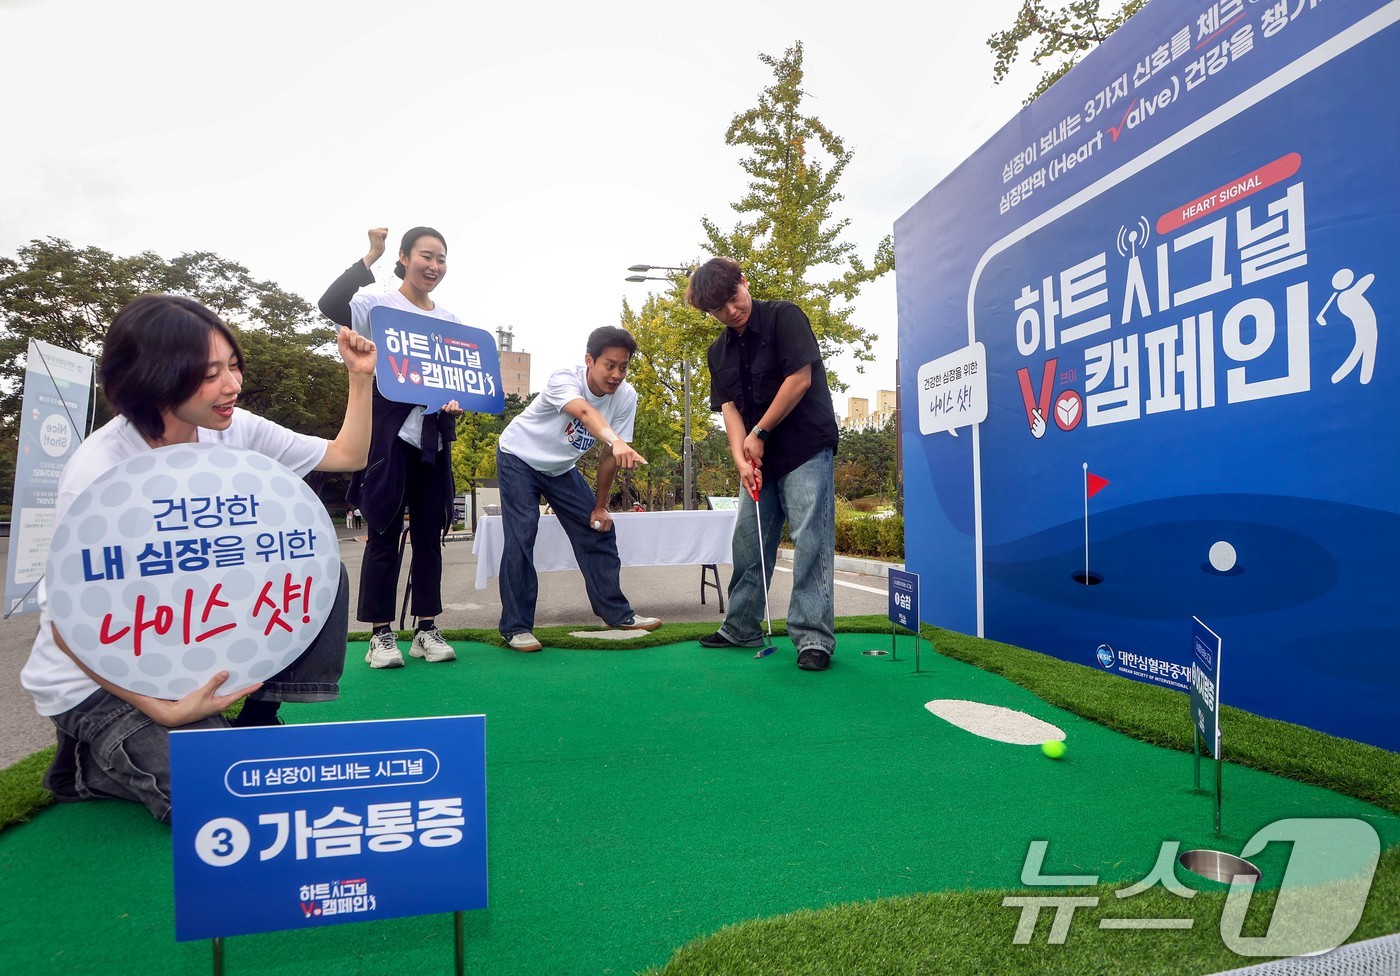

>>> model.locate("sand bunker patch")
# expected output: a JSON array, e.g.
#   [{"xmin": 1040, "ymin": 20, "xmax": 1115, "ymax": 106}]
[
  {"xmin": 568, "ymin": 629, "xmax": 649, "ymax": 641},
  {"xmin": 924, "ymin": 699, "xmax": 1065, "ymax": 745}
]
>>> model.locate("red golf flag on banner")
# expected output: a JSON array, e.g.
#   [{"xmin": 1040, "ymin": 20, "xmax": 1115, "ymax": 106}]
[{"xmin": 1086, "ymin": 472, "xmax": 1109, "ymax": 498}]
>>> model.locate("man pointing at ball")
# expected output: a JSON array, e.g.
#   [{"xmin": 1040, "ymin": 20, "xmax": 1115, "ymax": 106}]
[{"xmin": 493, "ymin": 326, "xmax": 661, "ymax": 652}]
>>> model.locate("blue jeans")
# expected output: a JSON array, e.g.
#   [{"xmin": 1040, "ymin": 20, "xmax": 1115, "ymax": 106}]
[
  {"xmin": 496, "ymin": 448, "xmax": 635, "ymax": 637},
  {"xmin": 43, "ymin": 565, "xmax": 350, "ymax": 824},
  {"xmin": 718, "ymin": 448, "xmax": 835, "ymax": 654}
]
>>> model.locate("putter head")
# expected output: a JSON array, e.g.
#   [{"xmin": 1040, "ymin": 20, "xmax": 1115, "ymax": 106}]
[{"xmin": 754, "ymin": 644, "xmax": 777, "ymax": 659}]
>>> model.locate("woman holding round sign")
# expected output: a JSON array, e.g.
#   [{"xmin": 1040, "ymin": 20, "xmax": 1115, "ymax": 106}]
[
  {"xmin": 21, "ymin": 294, "xmax": 378, "ymax": 823},
  {"xmin": 319, "ymin": 227, "xmax": 462, "ymax": 670}
]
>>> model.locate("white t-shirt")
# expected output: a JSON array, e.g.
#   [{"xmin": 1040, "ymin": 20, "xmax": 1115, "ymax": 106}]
[
  {"xmin": 498, "ymin": 366, "xmax": 637, "ymax": 476},
  {"xmin": 349, "ymin": 288, "xmax": 462, "ymax": 450},
  {"xmin": 21, "ymin": 411, "xmax": 328, "ymax": 717}
]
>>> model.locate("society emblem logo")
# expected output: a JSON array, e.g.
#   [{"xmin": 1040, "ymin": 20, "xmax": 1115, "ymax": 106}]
[{"xmin": 1096, "ymin": 644, "xmax": 1116, "ymax": 669}]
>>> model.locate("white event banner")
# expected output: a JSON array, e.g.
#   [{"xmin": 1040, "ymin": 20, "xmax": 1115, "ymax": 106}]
[
  {"xmin": 6, "ymin": 339, "xmax": 94, "ymax": 616},
  {"xmin": 45, "ymin": 444, "xmax": 339, "ymax": 698}
]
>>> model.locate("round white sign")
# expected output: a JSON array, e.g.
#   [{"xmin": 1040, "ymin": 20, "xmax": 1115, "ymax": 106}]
[{"xmin": 45, "ymin": 443, "xmax": 340, "ymax": 699}]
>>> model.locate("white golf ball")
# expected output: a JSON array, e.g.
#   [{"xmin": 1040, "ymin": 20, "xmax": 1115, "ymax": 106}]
[
  {"xmin": 592, "ymin": 520, "xmax": 601, "ymax": 530},
  {"xmin": 1208, "ymin": 541, "xmax": 1237, "ymax": 572}
]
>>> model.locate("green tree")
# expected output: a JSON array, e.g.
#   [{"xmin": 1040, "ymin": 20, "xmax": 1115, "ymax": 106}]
[
  {"xmin": 620, "ymin": 292, "xmax": 716, "ymax": 509},
  {"xmin": 988, "ymin": 0, "xmax": 1146, "ymax": 103},
  {"xmin": 0, "ymin": 237, "xmax": 351, "ymax": 499},
  {"xmin": 834, "ymin": 424, "xmax": 897, "ymax": 502},
  {"xmin": 694, "ymin": 425, "xmax": 739, "ymax": 502},
  {"xmin": 621, "ymin": 41, "xmax": 893, "ymax": 506},
  {"xmin": 450, "ymin": 392, "xmax": 528, "ymax": 488},
  {"xmin": 700, "ymin": 41, "xmax": 893, "ymax": 382}
]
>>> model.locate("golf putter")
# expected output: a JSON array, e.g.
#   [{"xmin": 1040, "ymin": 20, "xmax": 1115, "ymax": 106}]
[{"xmin": 750, "ymin": 482, "xmax": 778, "ymax": 659}]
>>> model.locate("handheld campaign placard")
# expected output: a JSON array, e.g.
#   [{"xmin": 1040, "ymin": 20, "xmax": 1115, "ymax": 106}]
[
  {"xmin": 43, "ymin": 444, "xmax": 340, "ymax": 698},
  {"xmin": 370, "ymin": 305, "xmax": 505, "ymax": 415},
  {"xmin": 170, "ymin": 716, "xmax": 488, "ymax": 941}
]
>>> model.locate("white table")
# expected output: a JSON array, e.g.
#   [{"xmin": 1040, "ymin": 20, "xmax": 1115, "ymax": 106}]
[{"xmin": 471, "ymin": 510, "xmax": 737, "ymax": 591}]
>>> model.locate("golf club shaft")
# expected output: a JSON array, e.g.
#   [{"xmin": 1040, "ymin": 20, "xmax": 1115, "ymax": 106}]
[{"xmin": 752, "ymin": 487, "xmax": 773, "ymax": 638}]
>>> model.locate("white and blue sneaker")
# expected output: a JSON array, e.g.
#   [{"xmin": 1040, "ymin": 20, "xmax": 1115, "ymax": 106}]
[
  {"xmin": 365, "ymin": 629, "xmax": 405, "ymax": 669},
  {"xmin": 411, "ymin": 626, "xmax": 456, "ymax": 663},
  {"xmin": 619, "ymin": 614, "xmax": 662, "ymax": 632}
]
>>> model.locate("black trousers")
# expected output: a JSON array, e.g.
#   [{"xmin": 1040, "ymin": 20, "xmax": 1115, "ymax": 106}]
[{"xmin": 357, "ymin": 440, "xmax": 449, "ymax": 623}]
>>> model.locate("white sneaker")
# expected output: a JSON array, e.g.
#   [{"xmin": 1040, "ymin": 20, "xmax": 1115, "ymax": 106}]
[
  {"xmin": 365, "ymin": 630, "xmax": 405, "ymax": 669},
  {"xmin": 411, "ymin": 626, "xmax": 456, "ymax": 663},
  {"xmin": 507, "ymin": 631, "xmax": 543, "ymax": 652},
  {"xmin": 619, "ymin": 614, "xmax": 662, "ymax": 631}
]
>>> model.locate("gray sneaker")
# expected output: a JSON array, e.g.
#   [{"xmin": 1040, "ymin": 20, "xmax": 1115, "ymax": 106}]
[
  {"xmin": 411, "ymin": 626, "xmax": 456, "ymax": 663},
  {"xmin": 365, "ymin": 630, "xmax": 405, "ymax": 669},
  {"xmin": 507, "ymin": 631, "xmax": 543, "ymax": 652}
]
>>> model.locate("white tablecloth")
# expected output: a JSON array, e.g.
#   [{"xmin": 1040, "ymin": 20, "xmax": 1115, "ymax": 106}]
[{"xmin": 471, "ymin": 510, "xmax": 736, "ymax": 590}]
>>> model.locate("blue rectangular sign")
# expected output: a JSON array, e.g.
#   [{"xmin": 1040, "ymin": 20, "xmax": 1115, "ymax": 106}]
[
  {"xmin": 170, "ymin": 715, "xmax": 487, "ymax": 941},
  {"xmin": 888, "ymin": 568, "xmax": 920, "ymax": 633},
  {"xmin": 370, "ymin": 305, "xmax": 505, "ymax": 415},
  {"xmin": 1189, "ymin": 616, "xmax": 1222, "ymax": 758}
]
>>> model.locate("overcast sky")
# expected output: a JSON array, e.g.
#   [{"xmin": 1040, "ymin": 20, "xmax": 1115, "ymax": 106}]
[{"xmin": 0, "ymin": 0, "xmax": 1036, "ymax": 416}]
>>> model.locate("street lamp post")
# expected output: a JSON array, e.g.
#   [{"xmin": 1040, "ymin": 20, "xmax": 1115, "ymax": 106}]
[
  {"xmin": 681, "ymin": 358, "xmax": 692, "ymax": 512},
  {"xmin": 627, "ymin": 264, "xmax": 691, "ymax": 274},
  {"xmin": 625, "ymin": 263, "xmax": 695, "ymax": 510}
]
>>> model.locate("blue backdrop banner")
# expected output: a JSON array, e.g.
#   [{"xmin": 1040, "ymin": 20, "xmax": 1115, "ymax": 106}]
[{"xmin": 894, "ymin": 0, "xmax": 1398, "ymax": 749}]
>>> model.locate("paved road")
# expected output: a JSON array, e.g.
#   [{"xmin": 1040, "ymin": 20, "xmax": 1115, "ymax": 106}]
[{"xmin": 0, "ymin": 527, "xmax": 893, "ymax": 769}]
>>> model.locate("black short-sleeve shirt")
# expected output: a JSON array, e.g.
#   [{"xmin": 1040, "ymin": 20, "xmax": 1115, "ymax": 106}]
[{"xmin": 707, "ymin": 299, "xmax": 839, "ymax": 481}]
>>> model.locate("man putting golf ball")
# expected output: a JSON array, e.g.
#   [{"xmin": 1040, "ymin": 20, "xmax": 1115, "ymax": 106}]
[{"xmin": 686, "ymin": 257, "xmax": 838, "ymax": 672}]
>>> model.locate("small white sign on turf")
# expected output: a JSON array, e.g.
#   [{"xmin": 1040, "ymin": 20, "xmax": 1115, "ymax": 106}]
[{"xmin": 917, "ymin": 343, "xmax": 987, "ymax": 436}]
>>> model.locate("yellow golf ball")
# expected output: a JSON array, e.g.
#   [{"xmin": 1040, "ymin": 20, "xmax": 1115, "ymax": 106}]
[{"xmin": 1041, "ymin": 739, "xmax": 1066, "ymax": 759}]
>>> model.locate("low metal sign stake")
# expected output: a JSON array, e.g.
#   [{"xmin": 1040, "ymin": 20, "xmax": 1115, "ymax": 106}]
[
  {"xmin": 1193, "ymin": 724, "xmax": 1201, "ymax": 792},
  {"xmin": 1189, "ymin": 617, "xmax": 1224, "ymax": 837},
  {"xmin": 1191, "ymin": 721, "xmax": 1224, "ymax": 836},
  {"xmin": 455, "ymin": 910, "xmax": 465, "ymax": 975},
  {"xmin": 1215, "ymin": 732, "xmax": 1224, "ymax": 838}
]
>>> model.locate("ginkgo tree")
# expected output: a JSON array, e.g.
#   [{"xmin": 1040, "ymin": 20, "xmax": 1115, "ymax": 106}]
[
  {"xmin": 623, "ymin": 40, "xmax": 893, "ymax": 507},
  {"xmin": 699, "ymin": 41, "xmax": 893, "ymax": 376},
  {"xmin": 988, "ymin": 0, "xmax": 1146, "ymax": 103},
  {"xmin": 619, "ymin": 287, "xmax": 714, "ymax": 509}
]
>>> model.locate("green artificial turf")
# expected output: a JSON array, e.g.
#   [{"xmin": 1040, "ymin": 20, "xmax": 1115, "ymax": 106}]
[
  {"xmin": 0, "ymin": 747, "xmax": 55, "ymax": 831},
  {"xmin": 2, "ymin": 622, "xmax": 1396, "ymax": 976}
]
